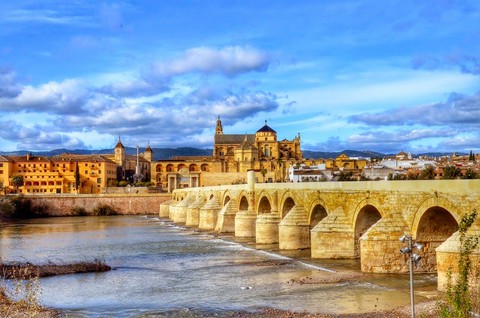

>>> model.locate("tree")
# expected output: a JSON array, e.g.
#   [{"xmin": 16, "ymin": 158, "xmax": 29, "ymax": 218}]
[
  {"xmin": 443, "ymin": 165, "xmax": 461, "ymax": 180},
  {"xmin": 463, "ymin": 168, "xmax": 479, "ymax": 179},
  {"xmin": 337, "ymin": 171, "xmax": 354, "ymax": 181},
  {"xmin": 438, "ymin": 210, "xmax": 479, "ymax": 317},
  {"xmin": 469, "ymin": 150, "xmax": 475, "ymax": 161},
  {"xmin": 419, "ymin": 165, "xmax": 435, "ymax": 180},
  {"xmin": 261, "ymin": 168, "xmax": 267, "ymax": 182},
  {"xmin": 12, "ymin": 176, "xmax": 24, "ymax": 192},
  {"xmin": 75, "ymin": 162, "xmax": 80, "ymax": 193}
]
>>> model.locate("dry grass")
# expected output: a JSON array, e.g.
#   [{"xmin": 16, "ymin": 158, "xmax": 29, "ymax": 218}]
[
  {"xmin": 0, "ymin": 259, "xmax": 111, "ymax": 317},
  {"xmin": 0, "ymin": 259, "xmax": 111, "ymax": 279},
  {"xmin": 0, "ymin": 264, "xmax": 59, "ymax": 318}
]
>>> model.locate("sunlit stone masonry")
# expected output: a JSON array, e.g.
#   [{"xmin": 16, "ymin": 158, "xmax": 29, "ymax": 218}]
[{"xmin": 162, "ymin": 171, "xmax": 480, "ymax": 291}]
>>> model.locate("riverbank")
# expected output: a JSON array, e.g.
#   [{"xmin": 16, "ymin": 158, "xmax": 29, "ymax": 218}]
[
  {"xmin": 0, "ymin": 260, "xmax": 111, "ymax": 278},
  {"xmin": 0, "ymin": 216, "xmax": 446, "ymax": 317},
  {"xmin": 187, "ymin": 225, "xmax": 443, "ymax": 318}
]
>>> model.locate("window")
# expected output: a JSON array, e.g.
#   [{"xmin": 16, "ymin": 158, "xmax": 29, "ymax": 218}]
[{"xmin": 85, "ymin": 170, "xmax": 88, "ymax": 174}]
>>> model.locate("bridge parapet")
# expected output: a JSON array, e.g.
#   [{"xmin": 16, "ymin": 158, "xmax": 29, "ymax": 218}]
[{"xmin": 170, "ymin": 179, "xmax": 480, "ymax": 291}]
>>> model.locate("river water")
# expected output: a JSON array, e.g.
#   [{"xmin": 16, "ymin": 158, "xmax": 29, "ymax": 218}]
[{"xmin": 0, "ymin": 216, "xmax": 438, "ymax": 317}]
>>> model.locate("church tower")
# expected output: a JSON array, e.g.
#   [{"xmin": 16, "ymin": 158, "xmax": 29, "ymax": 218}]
[
  {"xmin": 215, "ymin": 115, "xmax": 223, "ymax": 135},
  {"xmin": 114, "ymin": 136, "xmax": 126, "ymax": 167},
  {"xmin": 144, "ymin": 143, "xmax": 153, "ymax": 162}
]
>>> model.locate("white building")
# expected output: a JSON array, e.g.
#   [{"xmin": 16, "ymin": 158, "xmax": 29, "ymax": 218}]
[{"xmin": 288, "ymin": 164, "xmax": 332, "ymax": 182}]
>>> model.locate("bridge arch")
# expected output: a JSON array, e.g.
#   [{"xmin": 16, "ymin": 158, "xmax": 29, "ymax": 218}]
[
  {"xmin": 223, "ymin": 194, "xmax": 231, "ymax": 206},
  {"xmin": 308, "ymin": 201, "xmax": 328, "ymax": 229},
  {"xmin": 238, "ymin": 194, "xmax": 249, "ymax": 211},
  {"xmin": 411, "ymin": 196, "xmax": 460, "ymax": 235},
  {"xmin": 281, "ymin": 197, "xmax": 296, "ymax": 219},
  {"xmin": 353, "ymin": 204, "xmax": 382, "ymax": 258},
  {"xmin": 257, "ymin": 196, "xmax": 272, "ymax": 214},
  {"xmin": 414, "ymin": 205, "xmax": 459, "ymax": 272}
]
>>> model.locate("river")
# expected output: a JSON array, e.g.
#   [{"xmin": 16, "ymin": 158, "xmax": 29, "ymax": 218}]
[{"xmin": 0, "ymin": 216, "xmax": 438, "ymax": 317}]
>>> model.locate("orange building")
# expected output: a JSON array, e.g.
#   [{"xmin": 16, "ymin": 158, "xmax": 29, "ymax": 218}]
[{"xmin": 0, "ymin": 154, "xmax": 117, "ymax": 194}]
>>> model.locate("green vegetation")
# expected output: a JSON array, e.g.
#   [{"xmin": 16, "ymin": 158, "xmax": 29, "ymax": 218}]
[
  {"xmin": 134, "ymin": 181, "xmax": 155, "ymax": 187},
  {"xmin": 419, "ymin": 165, "xmax": 435, "ymax": 180},
  {"xmin": 437, "ymin": 210, "xmax": 479, "ymax": 318},
  {"xmin": 11, "ymin": 176, "xmax": 24, "ymax": 193},
  {"xmin": 93, "ymin": 204, "xmax": 118, "ymax": 216},
  {"xmin": 463, "ymin": 168, "xmax": 479, "ymax": 179},
  {"xmin": 337, "ymin": 171, "xmax": 354, "ymax": 181},
  {"xmin": 0, "ymin": 195, "xmax": 49, "ymax": 219},
  {"xmin": 469, "ymin": 150, "xmax": 475, "ymax": 162},
  {"xmin": 70, "ymin": 206, "xmax": 88, "ymax": 216},
  {"xmin": 443, "ymin": 165, "xmax": 461, "ymax": 180}
]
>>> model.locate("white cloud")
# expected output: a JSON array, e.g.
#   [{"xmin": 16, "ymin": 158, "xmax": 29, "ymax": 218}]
[{"xmin": 151, "ymin": 46, "xmax": 270, "ymax": 78}]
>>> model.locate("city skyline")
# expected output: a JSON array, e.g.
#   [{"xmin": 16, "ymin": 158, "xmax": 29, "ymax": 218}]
[{"xmin": 1, "ymin": 1, "xmax": 480, "ymax": 154}]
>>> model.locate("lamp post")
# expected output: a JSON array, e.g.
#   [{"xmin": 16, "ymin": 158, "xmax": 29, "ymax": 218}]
[{"xmin": 399, "ymin": 235, "xmax": 423, "ymax": 318}]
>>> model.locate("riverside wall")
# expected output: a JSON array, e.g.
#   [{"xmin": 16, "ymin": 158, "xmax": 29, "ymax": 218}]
[{"xmin": 27, "ymin": 194, "xmax": 172, "ymax": 216}]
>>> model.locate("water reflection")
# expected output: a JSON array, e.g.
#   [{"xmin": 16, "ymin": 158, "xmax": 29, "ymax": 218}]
[{"xmin": 0, "ymin": 216, "xmax": 437, "ymax": 317}]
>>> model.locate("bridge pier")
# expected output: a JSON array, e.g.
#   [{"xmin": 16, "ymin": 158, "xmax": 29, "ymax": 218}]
[
  {"xmin": 186, "ymin": 196, "xmax": 206, "ymax": 227},
  {"xmin": 159, "ymin": 200, "xmax": 175, "ymax": 218},
  {"xmin": 215, "ymin": 199, "xmax": 238, "ymax": 233},
  {"xmin": 436, "ymin": 230, "xmax": 480, "ymax": 291},
  {"xmin": 199, "ymin": 197, "xmax": 221, "ymax": 230},
  {"xmin": 170, "ymin": 195, "xmax": 195, "ymax": 223},
  {"xmin": 279, "ymin": 206, "xmax": 310, "ymax": 250},
  {"xmin": 235, "ymin": 210, "xmax": 257, "ymax": 237},
  {"xmin": 359, "ymin": 216, "xmax": 409, "ymax": 273},
  {"xmin": 311, "ymin": 209, "xmax": 354, "ymax": 258},
  {"xmin": 256, "ymin": 213, "xmax": 281, "ymax": 244}
]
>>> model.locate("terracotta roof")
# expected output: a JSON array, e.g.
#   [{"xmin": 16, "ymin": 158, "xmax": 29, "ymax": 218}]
[
  {"xmin": 51, "ymin": 154, "xmax": 117, "ymax": 163},
  {"xmin": 215, "ymin": 134, "xmax": 255, "ymax": 145},
  {"xmin": 239, "ymin": 134, "xmax": 258, "ymax": 150}
]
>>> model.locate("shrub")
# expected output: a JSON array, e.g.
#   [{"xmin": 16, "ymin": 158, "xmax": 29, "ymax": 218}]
[
  {"xmin": 93, "ymin": 204, "xmax": 118, "ymax": 216},
  {"xmin": 437, "ymin": 210, "xmax": 479, "ymax": 317},
  {"xmin": 118, "ymin": 181, "xmax": 129, "ymax": 187},
  {"xmin": 71, "ymin": 206, "xmax": 88, "ymax": 216},
  {"xmin": 0, "ymin": 195, "xmax": 46, "ymax": 219}
]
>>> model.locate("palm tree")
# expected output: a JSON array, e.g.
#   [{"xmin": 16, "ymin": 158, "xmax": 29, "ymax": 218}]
[{"xmin": 12, "ymin": 175, "xmax": 24, "ymax": 193}]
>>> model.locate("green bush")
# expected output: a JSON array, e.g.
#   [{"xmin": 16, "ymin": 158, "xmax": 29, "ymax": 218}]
[
  {"xmin": 93, "ymin": 204, "xmax": 118, "ymax": 216},
  {"xmin": 437, "ymin": 210, "xmax": 479, "ymax": 317},
  {"xmin": 0, "ymin": 195, "xmax": 43, "ymax": 219},
  {"xmin": 71, "ymin": 206, "xmax": 88, "ymax": 216},
  {"xmin": 118, "ymin": 181, "xmax": 129, "ymax": 187}
]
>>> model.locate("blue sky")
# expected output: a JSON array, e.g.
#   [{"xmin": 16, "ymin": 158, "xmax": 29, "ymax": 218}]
[{"xmin": 1, "ymin": 1, "xmax": 480, "ymax": 154}]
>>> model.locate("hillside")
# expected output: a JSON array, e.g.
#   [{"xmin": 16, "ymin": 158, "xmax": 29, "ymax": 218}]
[{"xmin": 0, "ymin": 147, "xmax": 460, "ymax": 161}]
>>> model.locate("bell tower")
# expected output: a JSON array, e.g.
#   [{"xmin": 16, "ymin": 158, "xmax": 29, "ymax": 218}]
[
  {"xmin": 215, "ymin": 115, "xmax": 223, "ymax": 135},
  {"xmin": 114, "ymin": 136, "xmax": 126, "ymax": 167}
]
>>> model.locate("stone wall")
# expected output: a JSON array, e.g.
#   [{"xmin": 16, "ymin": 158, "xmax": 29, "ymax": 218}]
[
  {"xmin": 27, "ymin": 194, "xmax": 172, "ymax": 216},
  {"xmin": 202, "ymin": 172, "xmax": 245, "ymax": 187}
]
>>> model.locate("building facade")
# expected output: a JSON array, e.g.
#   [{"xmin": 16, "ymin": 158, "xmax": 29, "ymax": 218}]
[
  {"xmin": 151, "ymin": 118, "xmax": 303, "ymax": 191},
  {"xmin": 0, "ymin": 154, "xmax": 118, "ymax": 194}
]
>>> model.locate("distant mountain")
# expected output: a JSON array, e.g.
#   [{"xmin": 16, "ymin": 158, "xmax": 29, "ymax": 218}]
[
  {"xmin": 0, "ymin": 147, "xmax": 213, "ymax": 161},
  {"xmin": 1, "ymin": 147, "xmax": 461, "ymax": 161},
  {"xmin": 302, "ymin": 149, "xmax": 385, "ymax": 159}
]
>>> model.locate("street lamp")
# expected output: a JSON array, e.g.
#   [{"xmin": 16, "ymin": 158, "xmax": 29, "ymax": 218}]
[{"xmin": 399, "ymin": 234, "xmax": 423, "ymax": 318}]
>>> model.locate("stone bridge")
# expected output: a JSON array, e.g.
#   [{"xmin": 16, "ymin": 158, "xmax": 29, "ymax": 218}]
[{"xmin": 161, "ymin": 171, "xmax": 480, "ymax": 290}]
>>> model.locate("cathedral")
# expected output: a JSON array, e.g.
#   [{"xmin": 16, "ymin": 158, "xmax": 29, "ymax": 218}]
[
  {"xmin": 149, "ymin": 117, "xmax": 303, "ymax": 191},
  {"xmin": 212, "ymin": 116, "xmax": 302, "ymax": 172}
]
